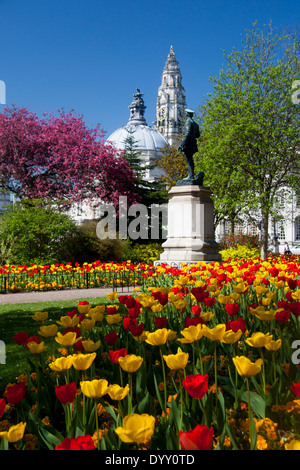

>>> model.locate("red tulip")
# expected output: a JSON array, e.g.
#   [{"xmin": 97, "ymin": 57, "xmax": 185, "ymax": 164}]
[
  {"xmin": 191, "ymin": 305, "xmax": 202, "ymax": 316},
  {"xmin": 291, "ymin": 383, "xmax": 300, "ymax": 397},
  {"xmin": 290, "ymin": 302, "xmax": 300, "ymax": 316},
  {"xmin": 287, "ymin": 279, "xmax": 298, "ymax": 290},
  {"xmin": 226, "ymin": 318, "xmax": 246, "ymax": 333},
  {"xmin": 6, "ymin": 382, "xmax": 26, "ymax": 405},
  {"xmin": 12, "ymin": 331, "xmax": 28, "ymax": 345},
  {"xmin": 203, "ymin": 296, "xmax": 215, "ymax": 307},
  {"xmin": 152, "ymin": 291, "xmax": 169, "ymax": 306},
  {"xmin": 182, "ymin": 374, "xmax": 208, "ymax": 399},
  {"xmin": 153, "ymin": 316, "xmax": 168, "ymax": 328},
  {"xmin": 106, "ymin": 306, "xmax": 118, "ymax": 315},
  {"xmin": 128, "ymin": 307, "xmax": 141, "ymax": 318},
  {"xmin": 55, "ymin": 435, "xmax": 95, "ymax": 450},
  {"xmin": 179, "ymin": 424, "xmax": 213, "ymax": 450},
  {"xmin": 123, "ymin": 317, "xmax": 136, "ymax": 331},
  {"xmin": 128, "ymin": 323, "xmax": 144, "ymax": 337},
  {"xmin": 55, "ymin": 382, "xmax": 77, "ymax": 405},
  {"xmin": 109, "ymin": 348, "xmax": 127, "ymax": 364},
  {"xmin": 275, "ymin": 309, "xmax": 290, "ymax": 322},
  {"xmin": 104, "ymin": 331, "xmax": 119, "ymax": 345},
  {"xmin": 24, "ymin": 336, "xmax": 41, "ymax": 349},
  {"xmin": 225, "ymin": 303, "xmax": 239, "ymax": 316},
  {"xmin": 0, "ymin": 398, "xmax": 6, "ymax": 417},
  {"xmin": 184, "ymin": 316, "xmax": 204, "ymax": 328}
]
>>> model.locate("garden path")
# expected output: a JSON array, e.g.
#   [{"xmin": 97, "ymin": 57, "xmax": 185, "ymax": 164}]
[{"xmin": 0, "ymin": 286, "xmax": 135, "ymax": 305}]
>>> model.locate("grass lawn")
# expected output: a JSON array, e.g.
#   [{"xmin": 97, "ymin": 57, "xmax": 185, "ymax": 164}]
[{"xmin": 0, "ymin": 296, "xmax": 108, "ymax": 394}]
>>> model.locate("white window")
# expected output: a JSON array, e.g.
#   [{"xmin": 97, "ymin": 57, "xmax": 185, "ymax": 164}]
[{"xmin": 295, "ymin": 217, "xmax": 300, "ymax": 241}]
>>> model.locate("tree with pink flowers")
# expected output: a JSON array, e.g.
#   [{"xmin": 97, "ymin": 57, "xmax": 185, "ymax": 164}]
[{"xmin": 0, "ymin": 106, "xmax": 137, "ymax": 208}]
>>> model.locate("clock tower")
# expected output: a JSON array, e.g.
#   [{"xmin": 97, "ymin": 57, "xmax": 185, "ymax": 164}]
[{"xmin": 155, "ymin": 46, "xmax": 186, "ymax": 145}]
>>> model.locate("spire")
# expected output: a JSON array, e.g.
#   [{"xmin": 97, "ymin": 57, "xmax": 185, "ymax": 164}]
[
  {"xmin": 156, "ymin": 47, "xmax": 186, "ymax": 145},
  {"xmin": 128, "ymin": 88, "xmax": 147, "ymax": 125}
]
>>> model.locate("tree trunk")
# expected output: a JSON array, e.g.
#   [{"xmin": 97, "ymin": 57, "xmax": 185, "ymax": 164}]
[{"xmin": 260, "ymin": 211, "xmax": 269, "ymax": 260}]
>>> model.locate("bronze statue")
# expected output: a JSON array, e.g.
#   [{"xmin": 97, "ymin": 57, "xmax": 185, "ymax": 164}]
[{"xmin": 177, "ymin": 109, "xmax": 204, "ymax": 186}]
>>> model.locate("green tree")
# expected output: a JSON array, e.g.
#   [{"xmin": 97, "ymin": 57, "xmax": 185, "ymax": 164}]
[
  {"xmin": 196, "ymin": 22, "xmax": 300, "ymax": 258},
  {"xmin": 0, "ymin": 204, "xmax": 82, "ymax": 265},
  {"xmin": 121, "ymin": 128, "xmax": 168, "ymax": 243},
  {"xmin": 156, "ymin": 134, "xmax": 186, "ymax": 189}
]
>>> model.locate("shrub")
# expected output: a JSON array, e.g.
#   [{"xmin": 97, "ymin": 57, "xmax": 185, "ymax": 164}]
[
  {"xmin": 220, "ymin": 244, "xmax": 260, "ymax": 261},
  {"xmin": 126, "ymin": 242, "xmax": 163, "ymax": 264},
  {"xmin": 0, "ymin": 204, "xmax": 82, "ymax": 265},
  {"xmin": 219, "ymin": 232, "xmax": 260, "ymax": 250}
]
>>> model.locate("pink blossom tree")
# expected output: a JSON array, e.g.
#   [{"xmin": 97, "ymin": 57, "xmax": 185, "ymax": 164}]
[{"xmin": 0, "ymin": 106, "xmax": 138, "ymax": 208}]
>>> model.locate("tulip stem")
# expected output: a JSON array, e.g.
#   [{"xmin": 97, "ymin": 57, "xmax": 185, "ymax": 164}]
[
  {"xmin": 95, "ymin": 400, "xmax": 100, "ymax": 450},
  {"xmin": 160, "ymin": 347, "xmax": 167, "ymax": 414},
  {"xmin": 246, "ymin": 378, "xmax": 255, "ymax": 450},
  {"xmin": 214, "ymin": 342, "xmax": 218, "ymax": 407}
]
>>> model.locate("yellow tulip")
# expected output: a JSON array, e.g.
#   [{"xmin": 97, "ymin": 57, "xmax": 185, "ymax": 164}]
[
  {"xmin": 177, "ymin": 324, "xmax": 204, "ymax": 344},
  {"xmin": 80, "ymin": 318, "xmax": 96, "ymax": 331},
  {"xmin": 255, "ymin": 286, "xmax": 269, "ymax": 296},
  {"xmin": 151, "ymin": 303, "xmax": 164, "ymax": 313},
  {"xmin": 106, "ymin": 314, "xmax": 122, "ymax": 325},
  {"xmin": 285, "ymin": 439, "xmax": 300, "ymax": 450},
  {"xmin": 217, "ymin": 294, "xmax": 232, "ymax": 305},
  {"xmin": 0, "ymin": 422, "xmax": 26, "ymax": 443},
  {"xmin": 80, "ymin": 379, "xmax": 109, "ymax": 399},
  {"xmin": 49, "ymin": 356, "xmax": 73, "ymax": 372},
  {"xmin": 246, "ymin": 332, "xmax": 273, "ymax": 348},
  {"xmin": 107, "ymin": 383, "xmax": 130, "ymax": 401},
  {"xmin": 200, "ymin": 311, "xmax": 214, "ymax": 322},
  {"xmin": 265, "ymin": 339, "xmax": 282, "ymax": 351},
  {"xmin": 77, "ymin": 302, "xmax": 91, "ymax": 314},
  {"xmin": 173, "ymin": 299, "xmax": 187, "ymax": 310},
  {"xmin": 145, "ymin": 328, "xmax": 172, "ymax": 346},
  {"xmin": 232, "ymin": 356, "xmax": 263, "ymax": 377},
  {"xmin": 71, "ymin": 352, "xmax": 97, "ymax": 371},
  {"xmin": 27, "ymin": 341, "xmax": 47, "ymax": 354},
  {"xmin": 32, "ymin": 311, "xmax": 48, "ymax": 322},
  {"xmin": 38, "ymin": 324, "xmax": 58, "ymax": 337},
  {"xmin": 118, "ymin": 354, "xmax": 143, "ymax": 373},
  {"xmin": 232, "ymin": 282, "xmax": 247, "ymax": 294},
  {"xmin": 138, "ymin": 295, "xmax": 157, "ymax": 308},
  {"xmin": 221, "ymin": 329, "xmax": 243, "ymax": 344},
  {"xmin": 82, "ymin": 339, "xmax": 101, "ymax": 352},
  {"xmin": 106, "ymin": 292, "xmax": 118, "ymax": 300},
  {"xmin": 56, "ymin": 315, "xmax": 79, "ymax": 328},
  {"xmin": 291, "ymin": 291, "xmax": 300, "ymax": 301},
  {"xmin": 115, "ymin": 413, "xmax": 155, "ymax": 444},
  {"xmin": 89, "ymin": 306, "xmax": 105, "ymax": 321},
  {"xmin": 163, "ymin": 347, "xmax": 189, "ymax": 370},
  {"xmin": 55, "ymin": 331, "xmax": 81, "ymax": 346},
  {"xmin": 253, "ymin": 308, "xmax": 276, "ymax": 322},
  {"xmin": 202, "ymin": 324, "xmax": 226, "ymax": 341}
]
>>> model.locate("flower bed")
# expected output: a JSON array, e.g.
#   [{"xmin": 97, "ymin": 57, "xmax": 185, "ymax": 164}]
[
  {"xmin": 0, "ymin": 260, "xmax": 156, "ymax": 293},
  {"xmin": 0, "ymin": 255, "xmax": 300, "ymax": 450}
]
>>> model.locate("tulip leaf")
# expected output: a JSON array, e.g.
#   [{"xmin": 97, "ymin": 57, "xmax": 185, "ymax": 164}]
[
  {"xmin": 241, "ymin": 391, "xmax": 266, "ymax": 419},
  {"xmin": 38, "ymin": 426, "xmax": 65, "ymax": 450}
]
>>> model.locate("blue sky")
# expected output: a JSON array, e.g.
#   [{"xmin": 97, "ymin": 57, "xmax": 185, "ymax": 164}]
[{"xmin": 0, "ymin": 0, "xmax": 299, "ymax": 138}]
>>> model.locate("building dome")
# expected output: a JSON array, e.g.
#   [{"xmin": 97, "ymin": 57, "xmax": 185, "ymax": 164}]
[
  {"xmin": 107, "ymin": 122, "xmax": 168, "ymax": 152},
  {"xmin": 106, "ymin": 89, "xmax": 168, "ymax": 180}
]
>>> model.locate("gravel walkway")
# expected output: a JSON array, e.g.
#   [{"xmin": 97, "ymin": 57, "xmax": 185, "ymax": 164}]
[{"xmin": 0, "ymin": 286, "xmax": 136, "ymax": 305}]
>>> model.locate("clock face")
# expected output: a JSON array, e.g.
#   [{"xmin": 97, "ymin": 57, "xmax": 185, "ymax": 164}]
[{"xmin": 157, "ymin": 107, "xmax": 166, "ymax": 120}]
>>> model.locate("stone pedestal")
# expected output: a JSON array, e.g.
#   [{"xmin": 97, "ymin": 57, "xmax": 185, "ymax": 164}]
[{"xmin": 158, "ymin": 185, "xmax": 221, "ymax": 265}]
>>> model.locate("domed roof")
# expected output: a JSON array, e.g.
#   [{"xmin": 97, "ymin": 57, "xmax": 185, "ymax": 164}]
[
  {"xmin": 106, "ymin": 89, "xmax": 168, "ymax": 152},
  {"xmin": 107, "ymin": 123, "xmax": 168, "ymax": 151}
]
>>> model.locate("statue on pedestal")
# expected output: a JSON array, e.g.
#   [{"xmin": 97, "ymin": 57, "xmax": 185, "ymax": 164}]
[{"xmin": 176, "ymin": 109, "xmax": 204, "ymax": 186}]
